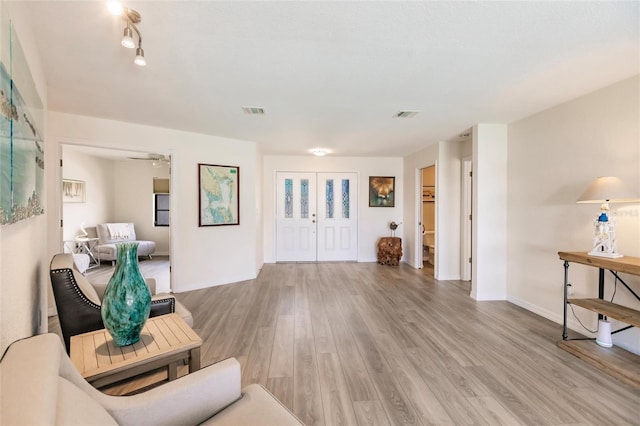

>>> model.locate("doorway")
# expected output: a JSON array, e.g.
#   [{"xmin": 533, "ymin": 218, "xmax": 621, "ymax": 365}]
[
  {"xmin": 276, "ymin": 172, "xmax": 358, "ymax": 262},
  {"xmin": 60, "ymin": 144, "xmax": 173, "ymax": 292},
  {"xmin": 421, "ymin": 165, "xmax": 436, "ymax": 276}
]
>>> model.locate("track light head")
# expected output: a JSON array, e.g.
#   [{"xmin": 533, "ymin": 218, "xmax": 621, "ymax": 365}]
[
  {"xmin": 134, "ymin": 46, "xmax": 146, "ymax": 66},
  {"xmin": 121, "ymin": 25, "xmax": 135, "ymax": 48}
]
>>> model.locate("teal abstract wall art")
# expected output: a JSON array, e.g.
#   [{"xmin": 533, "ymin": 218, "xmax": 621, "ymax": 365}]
[{"xmin": 0, "ymin": 4, "xmax": 45, "ymax": 225}]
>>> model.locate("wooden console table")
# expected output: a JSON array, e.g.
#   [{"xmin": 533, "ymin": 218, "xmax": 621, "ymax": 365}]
[
  {"xmin": 557, "ymin": 252, "xmax": 640, "ymax": 387},
  {"xmin": 70, "ymin": 313, "xmax": 202, "ymax": 390}
]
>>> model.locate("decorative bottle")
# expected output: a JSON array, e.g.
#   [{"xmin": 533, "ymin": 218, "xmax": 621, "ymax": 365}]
[{"xmin": 101, "ymin": 242, "xmax": 151, "ymax": 346}]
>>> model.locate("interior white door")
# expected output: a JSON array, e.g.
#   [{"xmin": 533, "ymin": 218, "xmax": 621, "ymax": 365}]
[
  {"xmin": 316, "ymin": 173, "xmax": 358, "ymax": 261},
  {"xmin": 276, "ymin": 172, "xmax": 317, "ymax": 262}
]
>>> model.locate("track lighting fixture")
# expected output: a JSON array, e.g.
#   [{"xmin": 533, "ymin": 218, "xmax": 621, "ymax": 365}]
[
  {"xmin": 121, "ymin": 23, "xmax": 135, "ymax": 49},
  {"xmin": 109, "ymin": 2, "xmax": 147, "ymax": 66}
]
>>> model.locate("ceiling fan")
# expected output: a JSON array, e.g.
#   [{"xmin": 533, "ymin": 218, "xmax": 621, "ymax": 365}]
[{"xmin": 127, "ymin": 154, "xmax": 170, "ymax": 167}]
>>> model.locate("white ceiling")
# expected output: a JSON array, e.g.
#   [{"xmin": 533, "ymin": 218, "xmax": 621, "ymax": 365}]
[{"xmin": 25, "ymin": 1, "xmax": 639, "ymax": 157}]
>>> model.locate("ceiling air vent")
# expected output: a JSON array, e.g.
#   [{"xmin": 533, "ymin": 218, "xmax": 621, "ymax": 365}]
[
  {"xmin": 393, "ymin": 110, "xmax": 419, "ymax": 118},
  {"xmin": 242, "ymin": 106, "xmax": 265, "ymax": 115}
]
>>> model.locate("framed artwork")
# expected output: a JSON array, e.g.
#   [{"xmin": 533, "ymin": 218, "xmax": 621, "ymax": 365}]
[
  {"xmin": 198, "ymin": 163, "xmax": 239, "ymax": 226},
  {"xmin": 62, "ymin": 179, "xmax": 86, "ymax": 203},
  {"xmin": 369, "ymin": 176, "xmax": 395, "ymax": 207},
  {"xmin": 1, "ymin": 9, "xmax": 45, "ymax": 224}
]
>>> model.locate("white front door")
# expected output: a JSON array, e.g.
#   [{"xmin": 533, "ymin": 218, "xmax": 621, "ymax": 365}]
[
  {"xmin": 276, "ymin": 172, "xmax": 357, "ymax": 262},
  {"xmin": 316, "ymin": 173, "xmax": 358, "ymax": 261},
  {"xmin": 276, "ymin": 172, "xmax": 317, "ymax": 262}
]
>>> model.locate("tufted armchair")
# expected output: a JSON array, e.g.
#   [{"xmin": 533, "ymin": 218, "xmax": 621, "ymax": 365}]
[{"xmin": 49, "ymin": 253, "xmax": 192, "ymax": 353}]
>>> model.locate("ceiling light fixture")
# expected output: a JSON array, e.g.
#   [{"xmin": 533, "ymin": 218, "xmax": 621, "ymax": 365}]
[
  {"xmin": 110, "ymin": 2, "xmax": 147, "ymax": 66},
  {"xmin": 311, "ymin": 148, "xmax": 329, "ymax": 157}
]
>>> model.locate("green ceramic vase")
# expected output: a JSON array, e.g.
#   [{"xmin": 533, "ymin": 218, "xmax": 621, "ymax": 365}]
[{"xmin": 101, "ymin": 242, "xmax": 151, "ymax": 346}]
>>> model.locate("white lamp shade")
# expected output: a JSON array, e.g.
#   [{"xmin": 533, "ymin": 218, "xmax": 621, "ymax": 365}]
[{"xmin": 577, "ymin": 176, "xmax": 638, "ymax": 203}]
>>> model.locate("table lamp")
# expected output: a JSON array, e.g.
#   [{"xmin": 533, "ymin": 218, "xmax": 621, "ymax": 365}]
[
  {"xmin": 577, "ymin": 176, "xmax": 637, "ymax": 258},
  {"xmin": 75, "ymin": 222, "xmax": 89, "ymax": 241}
]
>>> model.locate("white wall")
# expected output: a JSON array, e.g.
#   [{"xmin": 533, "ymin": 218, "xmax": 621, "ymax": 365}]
[
  {"xmin": 507, "ymin": 76, "xmax": 640, "ymax": 353},
  {"xmin": 46, "ymin": 112, "xmax": 259, "ymax": 293},
  {"xmin": 472, "ymin": 124, "xmax": 508, "ymax": 300},
  {"xmin": 436, "ymin": 140, "xmax": 463, "ymax": 280},
  {"xmin": 0, "ymin": 1, "xmax": 48, "ymax": 353},
  {"xmin": 263, "ymin": 155, "xmax": 403, "ymax": 263},
  {"xmin": 112, "ymin": 160, "xmax": 171, "ymax": 255}
]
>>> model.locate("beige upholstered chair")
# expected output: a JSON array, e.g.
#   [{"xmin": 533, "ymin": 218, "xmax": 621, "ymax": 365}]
[{"xmin": 1, "ymin": 334, "xmax": 303, "ymax": 425}]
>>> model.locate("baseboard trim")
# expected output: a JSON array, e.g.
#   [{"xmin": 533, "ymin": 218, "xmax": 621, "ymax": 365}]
[
  {"xmin": 507, "ymin": 295, "xmax": 593, "ymax": 338},
  {"xmin": 435, "ymin": 274, "xmax": 461, "ymax": 281}
]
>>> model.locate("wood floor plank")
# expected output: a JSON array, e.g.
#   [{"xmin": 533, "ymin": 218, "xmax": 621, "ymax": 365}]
[
  {"xmin": 466, "ymin": 365, "xmax": 552, "ymax": 425},
  {"xmin": 373, "ymin": 332, "xmax": 454, "ymax": 425},
  {"xmin": 353, "ymin": 401, "xmax": 392, "ymax": 426},
  {"xmin": 317, "ymin": 352, "xmax": 359, "ymax": 426},
  {"xmin": 267, "ymin": 376, "xmax": 294, "ymax": 411},
  {"xmin": 268, "ymin": 315, "xmax": 294, "ymax": 378},
  {"xmin": 48, "ymin": 261, "xmax": 640, "ymax": 426},
  {"xmin": 241, "ymin": 326, "xmax": 275, "ymax": 388},
  {"xmin": 295, "ymin": 280, "xmax": 314, "ymax": 340},
  {"xmin": 307, "ymin": 277, "xmax": 337, "ymax": 354},
  {"xmin": 465, "ymin": 396, "xmax": 521, "ymax": 426},
  {"xmin": 337, "ymin": 295, "xmax": 419, "ymax": 425},
  {"xmin": 293, "ymin": 337, "xmax": 325, "ymax": 426},
  {"xmin": 321, "ymin": 280, "xmax": 379, "ymax": 402}
]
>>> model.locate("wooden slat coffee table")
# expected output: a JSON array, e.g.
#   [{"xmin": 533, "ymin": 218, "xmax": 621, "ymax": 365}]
[{"xmin": 70, "ymin": 313, "xmax": 202, "ymax": 389}]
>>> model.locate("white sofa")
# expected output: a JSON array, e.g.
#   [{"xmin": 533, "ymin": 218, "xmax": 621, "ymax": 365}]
[
  {"xmin": 94, "ymin": 223, "xmax": 156, "ymax": 264},
  {"xmin": 0, "ymin": 334, "xmax": 303, "ymax": 425}
]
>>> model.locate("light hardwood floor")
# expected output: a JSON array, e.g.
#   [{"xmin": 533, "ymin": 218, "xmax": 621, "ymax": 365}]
[{"xmin": 50, "ymin": 262, "xmax": 640, "ymax": 425}]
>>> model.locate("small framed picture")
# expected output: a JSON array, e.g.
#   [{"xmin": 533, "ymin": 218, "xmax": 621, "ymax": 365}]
[
  {"xmin": 369, "ymin": 176, "xmax": 395, "ymax": 207},
  {"xmin": 198, "ymin": 164, "xmax": 240, "ymax": 226},
  {"xmin": 62, "ymin": 179, "xmax": 86, "ymax": 203}
]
